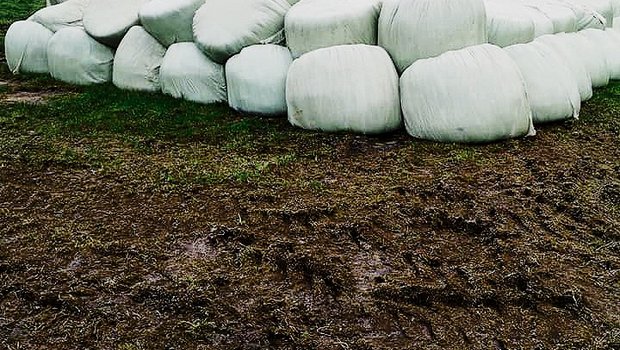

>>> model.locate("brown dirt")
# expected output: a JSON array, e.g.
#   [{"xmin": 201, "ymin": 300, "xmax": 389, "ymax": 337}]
[{"xmin": 0, "ymin": 83, "xmax": 619, "ymax": 349}]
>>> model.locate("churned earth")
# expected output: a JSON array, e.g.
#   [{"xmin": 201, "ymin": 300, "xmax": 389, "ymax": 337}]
[{"xmin": 0, "ymin": 3, "xmax": 619, "ymax": 350}]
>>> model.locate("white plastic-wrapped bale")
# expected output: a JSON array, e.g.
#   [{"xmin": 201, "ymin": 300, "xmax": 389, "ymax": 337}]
[
  {"xmin": 517, "ymin": 0, "xmax": 578, "ymax": 32},
  {"xmin": 400, "ymin": 44, "xmax": 535, "ymax": 143},
  {"xmin": 285, "ymin": 0, "xmax": 381, "ymax": 58},
  {"xmin": 160, "ymin": 43, "xmax": 227, "ymax": 104},
  {"xmin": 378, "ymin": 0, "xmax": 487, "ymax": 73},
  {"xmin": 504, "ymin": 43, "xmax": 580, "ymax": 123},
  {"xmin": 113, "ymin": 26, "xmax": 167, "ymax": 92},
  {"xmin": 47, "ymin": 27, "xmax": 113, "ymax": 85},
  {"xmin": 534, "ymin": 34, "xmax": 593, "ymax": 100},
  {"xmin": 4, "ymin": 21, "xmax": 53, "ymax": 74},
  {"xmin": 193, "ymin": 0, "xmax": 290, "ymax": 63},
  {"xmin": 486, "ymin": 0, "xmax": 555, "ymax": 37},
  {"xmin": 551, "ymin": 0, "xmax": 606, "ymax": 29},
  {"xmin": 563, "ymin": 0, "xmax": 614, "ymax": 26},
  {"xmin": 226, "ymin": 45, "xmax": 292, "ymax": 115},
  {"xmin": 611, "ymin": 0, "xmax": 620, "ymax": 27},
  {"xmin": 29, "ymin": 0, "xmax": 90, "ymax": 33},
  {"xmin": 485, "ymin": 1, "xmax": 536, "ymax": 47},
  {"xmin": 286, "ymin": 45, "xmax": 401, "ymax": 134},
  {"xmin": 83, "ymin": 0, "xmax": 149, "ymax": 47},
  {"xmin": 579, "ymin": 29, "xmax": 620, "ymax": 79},
  {"xmin": 565, "ymin": 32, "xmax": 609, "ymax": 87},
  {"xmin": 139, "ymin": 0, "xmax": 205, "ymax": 47}
]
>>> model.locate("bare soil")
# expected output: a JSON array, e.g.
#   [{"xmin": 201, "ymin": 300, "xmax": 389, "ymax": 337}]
[{"xmin": 0, "ymin": 73, "xmax": 619, "ymax": 349}]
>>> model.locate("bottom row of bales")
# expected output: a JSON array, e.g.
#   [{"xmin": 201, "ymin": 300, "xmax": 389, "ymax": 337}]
[{"xmin": 6, "ymin": 20, "xmax": 620, "ymax": 143}]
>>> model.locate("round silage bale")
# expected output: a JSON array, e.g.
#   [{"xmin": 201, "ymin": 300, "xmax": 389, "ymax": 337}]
[
  {"xmin": 5, "ymin": 21, "xmax": 53, "ymax": 74},
  {"xmin": 565, "ymin": 31, "xmax": 609, "ymax": 87},
  {"xmin": 504, "ymin": 43, "xmax": 581, "ymax": 123},
  {"xmin": 47, "ymin": 27, "xmax": 114, "ymax": 85},
  {"xmin": 400, "ymin": 44, "xmax": 535, "ymax": 143},
  {"xmin": 29, "ymin": 0, "xmax": 90, "ymax": 33},
  {"xmin": 534, "ymin": 34, "xmax": 593, "ymax": 100},
  {"xmin": 285, "ymin": 0, "xmax": 381, "ymax": 58},
  {"xmin": 485, "ymin": 1, "xmax": 536, "ymax": 47},
  {"xmin": 378, "ymin": 0, "xmax": 487, "ymax": 73},
  {"xmin": 193, "ymin": 0, "xmax": 290, "ymax": 64},
  {"xmin": 516, "ymin": 0, "xmax": 578, "ymax": 33},
  {"xmin": 83, "ymin": 0, "xmax": 149, "ymax": 47},
  {"xmin": 564, "ymin": 0, "xmax": 614, "ymax": 26},
  {"xmin": 139, "ymin": 0, "xmax": 205, "ymax": 47},
  {"xmin": 226, "ymin": 44, "xmax": 292, "ymax": 115},
  {"xmin": 579, "ymin": 28, "xmax": 620, "ymax": 79},
  {"xmin": 286, "ymin": 45, "xmax": 401, "ymax": 134},
  {"xmin": 160, "ymin": 43, "xmax": 227, "ymax": 104},
  {"xmin": 113, "ymin": 26, "xmax": 167, "ymax": 92}
]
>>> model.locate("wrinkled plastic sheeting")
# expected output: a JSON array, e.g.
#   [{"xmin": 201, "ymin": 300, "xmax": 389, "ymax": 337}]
[
  {"xmin": 555, "ymin": 0, "xmax": 609, "ymax": 28},
  {"xmin": 534, "ymin": 34, "xmax": 593, "ymax": 100},
  {"xmin": 285, "ymin": 0, "xmax": 381, "ymax": 58},
  {"xmin": 286, "ymin": 45, "xmax": 401, "ymax": 134},
  {"xmin": 160, "ymin": 43, "xmax": 227, "ymax": 104},
  {"xmin": 517, "ymin": 0, "xmax": 578, "ymax": 32},
  {"xmin": 226, "ymin": 45, "xmax": 292, "ymax": 115},
  {"xmin": 30, "ymin": 0, "xmax": 90, "ymax": 33},
  {"xmin": 611, "ymin": 0, "xmax": 620, "ymax": 27},
  {"xmin": 48, "ymin": 27, "xmax": 113, "ymax": 85},
  {"xmin": 565, "ymin": 32, "xmax": 609, "ymax": 87},
  {"xmin": 193, "ymin": 0, "xmax": 290, "ymax": 64},
  {"xmin": 504, "ymin": 43, "xmax": 580, "ymax": 123},
  {"xmin": 113, "ymin": 26, "xmax": 167, "ymax": 92},
  {"xmin": 580, "ymin": 28, "xmax": 620, "ymax": 79},
  {"xmin": 139, "ymin": 0, "xmax": 205, "ymax": 47},
  {"xmin": 4, "ymin": 21, "xmax": 53, "ymax": 74},
  {"xmin": 485, "ymin": 2, "xmax": 536, "ymax": 47},
  {"xmin": 378, "ymin": 0, "xmax": 487, "ymax": 74},
  {"xmin": 562, "ymin": 0, "xmax": 614, "ymax": 26},
  {"xmin": 401, "ymin": 44, "xmax": 535, "ymax": 143},
  {"xmin": 485, "ymin": 0, "xmax": 554, "ymax": 45},
  {"xmin": 84, "ymin": 0, "xmax": 149, "ymax": 47}
]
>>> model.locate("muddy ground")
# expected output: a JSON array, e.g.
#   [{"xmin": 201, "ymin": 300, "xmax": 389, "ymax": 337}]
[{"xmin": 0, "ymin": 61, "xmax": 619, "ymax": 349}]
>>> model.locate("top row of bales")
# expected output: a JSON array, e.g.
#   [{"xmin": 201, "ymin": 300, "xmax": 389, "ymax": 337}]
[{"xmin": 6, "ymin": 0, "xmax": 620, "ymax": 143}]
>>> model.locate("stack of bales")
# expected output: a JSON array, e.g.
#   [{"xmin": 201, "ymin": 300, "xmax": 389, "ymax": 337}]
[{"xmin": 5, "ymin": 0, "xmax": 620, "ymax": 143}]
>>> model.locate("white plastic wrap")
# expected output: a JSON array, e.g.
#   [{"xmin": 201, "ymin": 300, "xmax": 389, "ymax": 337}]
[
  {"xmin": 47, "ymin": 27, "xmax": 114, "ymax": 85},
  {"xmin": 565, "ymin": 32, "xmax": 609, "ymax": 87},
  {"xmin": 504, "ymin": 43, "xmax": 580, "ymax": 123},
  {"xmin": 485, "ymin": 2, "xmax": 536, "ymax": 47},
  {"xmin": 113, "ymin": 26, "xmax": 167, "ymax": 92},
  {"xmin": 580, "ymin": 28, "xmax": 620, "ymax": 79},
  {"xmin": 4, "ymin": 21, "xmax": 53, "ymax": 74},
  {"xmin": 611, "ymin": 0, "xmax": 620, "ymax": 27},
  {"xmin": 193, "ymin": 0, "xmax": 290, "ymax": 63},
  {"xmin": 30, "ymin": 0, "xmax": 90, "ymax": 33},
  {"xmin": 226, "ymin": 44, "xmax": 292, "ymax": 115},
  {"xmin": 485, "ymin": 0, "xmax": 554, "ymax": 39},
  {"xmin": 400, "ymin": 44, "xmax": 535, "ymax": 143},
  {"xmin": 562, "ymin": 0, "xmax": 614, "ymax": 26},
  {"xmin": 160, "ymin": 43, "xmax": 227, "ymax": 104},
  {"xmin": 139, "ymin": 0, "xmax": 205, "ymax": 47},
  {"xmin": 549, "ymin": 0, "xmax": 607, "ymax": 28},
  {"xmin": 378, "ymin": 0, "xmax": 487, "ymax": 73},
  {"xmin": 517, "ymin": 0, "xmax": 578, "ymax": 32},
  {"xmin": 83, "ymin": 0, "xmax": 149, "ymax": 47},
  {"xmin": 285, "ymin": 0, "xmax": 381, "ymax": 58},
  {"xmin": 286, "ymin": 45, "xmax": 401, "ymax": 134},
  {"xmin": 534, "ymin": 34, "xmax": 593, "ymax": 100}
]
